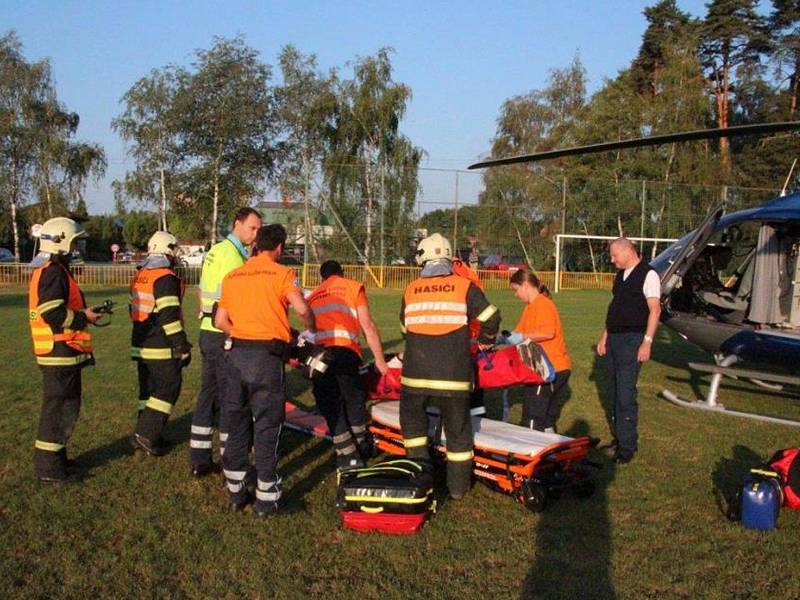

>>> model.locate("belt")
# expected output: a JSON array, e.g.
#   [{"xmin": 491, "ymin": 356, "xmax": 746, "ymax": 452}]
[{"xmin": 231, "ymin": 338, "xmax": 283, "ymax": 347}]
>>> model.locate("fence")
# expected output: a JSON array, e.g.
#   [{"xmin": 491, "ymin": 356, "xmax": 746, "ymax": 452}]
[{"xmin": 0, "ymin": 262, "xmax": 615, "ymax": 292}]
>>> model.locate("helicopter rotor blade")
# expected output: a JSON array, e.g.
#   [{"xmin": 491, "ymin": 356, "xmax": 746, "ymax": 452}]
[{"xmin": 468, "ymin": 121, "xmax": 800, "ymax": 170}]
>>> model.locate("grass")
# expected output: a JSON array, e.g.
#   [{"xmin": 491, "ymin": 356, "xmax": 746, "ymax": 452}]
[{"xmin": 1, "ymin": 286, "xmax": 799, "ymax": 599}]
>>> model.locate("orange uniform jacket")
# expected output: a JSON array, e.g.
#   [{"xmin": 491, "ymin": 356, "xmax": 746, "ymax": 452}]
[
  {"xmin": 218, "ymin": 253, "xmax": 300, "ymax": 342},
  {"xmin": 307, "ymin": 275, "xmax": 367, "ymax": 356},
  {"xmin": 29, "ymin": 260, "xmax": 93, "ymax": 367},
  {"xmin": 400, "ymin": 273, "xmax": 500, "ymax": 397}
]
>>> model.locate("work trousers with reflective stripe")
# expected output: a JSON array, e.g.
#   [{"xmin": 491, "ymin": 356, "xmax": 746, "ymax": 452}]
[
  {"xmin": 35, "ymin": 366, "xmax": 82, "ymax": 479},
  {"xmin": 522, "ymin": 370, "xmax": 571, "ymax": 431},
  {"xmin": 312, "ymin": 347, "xmax": 370, "ymax": 459},
  {"xmin": 400, "ymin": 391, "xmax": 473, "ymax": 497},
  {"xmin": 223, "ymin": 345, "xmax": 285, "ymax": 509},
  {"xmin": 190, "ymin": 330, "xmax": 229, "ymax": 467},
  {"xmin": 135, "ymin": 358, "xmax": 182, "ymax": 442}
]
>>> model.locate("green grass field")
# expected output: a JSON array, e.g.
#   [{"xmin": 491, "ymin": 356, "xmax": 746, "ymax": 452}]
[{"xmin": 1, "ymin": 286, "xmax": 799, "ymax": 599}]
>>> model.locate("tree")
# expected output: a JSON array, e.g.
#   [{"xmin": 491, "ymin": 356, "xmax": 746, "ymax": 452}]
[
  {"xmin": 122, "ymin": 211, "xmax": 159, "ymax": 250},
  {"xmin": 631, "ymin": 0, "xmax": 693, "ymax": 96},
  {"xmin": 0, "ymin": 32, "xmax": 49, "ymax": 259},
  {"xmin": 275, "ymin": 45, "xmax": 338, "ymax": 260},
  {"xmin": 699, "ymin": 0, "xmax": 769, "ymax": 178},
  {"xmin": 30, "ymin": 94, "xmax": 78, "ymax": 218},
  {"xmin": 178, "ymin": 35, "xmax": 280, "ymax": 243},
  {"xmin": 769, "ymin": 0, "xmax": 800, "ymax": 117},
  {"xmin": 480, "ymin": 57, "xmax": 586, "ymax": 263},
  {"xmin": 113, "ymin": 67, "xmax": 184, "ymax": 231},
  {"xmin": 324, "ymin": 48, "xmax": 422, "ymax": 260}
]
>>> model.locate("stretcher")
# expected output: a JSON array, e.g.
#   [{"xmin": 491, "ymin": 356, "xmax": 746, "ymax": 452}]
[{"xmin": 368, "ymin": 400, "xmax": 597, "ymax": 512}]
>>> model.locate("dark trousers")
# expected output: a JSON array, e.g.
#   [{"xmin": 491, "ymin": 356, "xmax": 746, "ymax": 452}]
[
  {"xmin": 135, "ymin": 358, "xmax": 182, "ymax": 442},
  {"xmin": 191, "ymin": 330, "xmax": 229, "ymax": 467},
  {"xmin": 400, "ymin": 391, "xmax": 473, "ymax": 497},
  {"xmin": 35, "ymin": 367, "xmax": 82, "ymax": 478},
  {"xmin": 312, "ymin": 347, "xmax": 370, "ymax": 458},
  {"xmin": 521, "ymin": 370, "xmax": 571, "ymax": 431},
  {"xmin": 223, "ymin": 345, "xmax": 285, "ymax": 510},
  {"xmin": 606, "ymin": 332, "xmax": 644, "ymax": 454}
]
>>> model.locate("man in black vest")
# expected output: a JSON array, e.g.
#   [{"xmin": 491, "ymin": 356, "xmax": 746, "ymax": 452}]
[{"xmin": 596, "ymin": 238, "xmax": 661, "ymax": 464}]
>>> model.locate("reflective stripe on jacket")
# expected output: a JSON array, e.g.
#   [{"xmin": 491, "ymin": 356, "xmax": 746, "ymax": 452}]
[
  {"xmin": 307, "ymin": 275, "xmax": 363, "ymax": 356},
  {"xmin": 403, "ymin": 274, "xmax": 471, "ymax": 336}
]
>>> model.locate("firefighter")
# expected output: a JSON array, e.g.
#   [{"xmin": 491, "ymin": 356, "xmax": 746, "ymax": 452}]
[
  {"xmin": 307, "ymin": 260, "xmax": 393, "ymax": 470},
  {"xmin": 191, "ymin": 207, "xmax": 261, "ymax": 477},
  {"xmin": 400, "ymin": 233, "xmax": 501, "ymax": 499},
  {"xmin": 129, "ymin": 231, "xmax": 192, "ymax": 456},
  {"xmin": 215, "ymin": 224, "xmax": 315, "ymax": 515},
  {"xmin": 28, "ymin": 217, "xmax": 101, "ymax": 482}
]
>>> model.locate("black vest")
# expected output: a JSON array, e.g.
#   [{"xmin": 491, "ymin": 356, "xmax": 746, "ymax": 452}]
[{"xmin": 606, "ymin": 261, "xmax": 654, "ymax": 334}]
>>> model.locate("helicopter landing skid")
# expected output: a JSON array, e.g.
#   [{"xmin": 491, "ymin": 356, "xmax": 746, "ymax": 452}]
[{"xmin": 661, "ymin": 362, "xmax": 800, "ymax": 427}]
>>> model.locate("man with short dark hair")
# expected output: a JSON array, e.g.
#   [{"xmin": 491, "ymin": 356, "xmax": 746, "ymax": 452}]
[
  {"xmin": 596, "ymin": 238, "xmax": 661, "ymax": 464},
  {"xmin": 215, "ymin": 224, "xmax": 316, "ymax": 515},
  {"xmin": 191, "ymin": 207, "xmax": 262, "ymax": 477},
  {"xmin": 307, "ymin": 260, "xmax": 392, "ymax": 470}
]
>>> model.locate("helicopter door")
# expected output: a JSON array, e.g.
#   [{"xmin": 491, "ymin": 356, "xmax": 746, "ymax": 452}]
[{"xmin": 660, "ymin": 204, "xmax": 725, "ymax": 297}]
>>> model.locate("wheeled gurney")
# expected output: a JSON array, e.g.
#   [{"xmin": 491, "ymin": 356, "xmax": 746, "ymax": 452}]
[{"xmin": 368, "ymin": 400, "xmax": 597, "ymax": 511}]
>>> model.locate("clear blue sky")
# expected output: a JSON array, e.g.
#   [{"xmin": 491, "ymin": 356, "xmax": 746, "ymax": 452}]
[{"xmin": 4, "ymin": 0, "xmax": 713, "ymax": 213}]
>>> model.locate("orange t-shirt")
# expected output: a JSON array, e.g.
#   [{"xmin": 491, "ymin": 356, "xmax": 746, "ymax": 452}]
[
  {"xmin": 514, "ymin": 294, "xmax": 571, "ymax": 372},
  {"xmin": 218, "ymin": 253, "xmax": 300, "ymax": 341}
]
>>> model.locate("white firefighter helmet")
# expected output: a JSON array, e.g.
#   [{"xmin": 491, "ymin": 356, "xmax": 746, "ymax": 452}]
[
  {"xmin": 38, "ymin": 217, "xmax": 87, "ymax": 255},
  {"xmin": 147, "ymin": 231, "xmax": 181, "ymax": 257},
  {"xmin": 415, "ymin": 233, "xmax": 452, "ymax": 266}
]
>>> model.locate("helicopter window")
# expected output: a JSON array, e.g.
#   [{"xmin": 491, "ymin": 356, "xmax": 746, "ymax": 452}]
[{"xmin": 670, "ymin": 222, "xmax": 760, "ymax": 322}]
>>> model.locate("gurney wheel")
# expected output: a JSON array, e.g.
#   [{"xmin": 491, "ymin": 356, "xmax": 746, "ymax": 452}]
[
  {"xmin": 573, "ymin": 478, "xmax": 596, "ymax": 499},
  {"xmin": 520, "ymin": 479, "xmax": 547, "ymax": 513}
]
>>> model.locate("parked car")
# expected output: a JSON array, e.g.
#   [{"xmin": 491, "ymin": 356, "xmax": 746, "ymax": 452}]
[
  {"xmin": 0, "ymin": 248, "xmax": 15, "ymax": 262},
  {"xmin": 481, "ymin": 254, "xmax": 528, "ymax": 272},
  {"xmin": 180, "ymin": 250, "xmax": 205, "ymax": 267}
]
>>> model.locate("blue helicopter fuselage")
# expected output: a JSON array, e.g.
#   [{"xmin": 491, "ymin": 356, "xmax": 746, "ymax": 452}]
[{"xmin": 649, "ymin": 193, "xmax": 800, "ymax": 370}]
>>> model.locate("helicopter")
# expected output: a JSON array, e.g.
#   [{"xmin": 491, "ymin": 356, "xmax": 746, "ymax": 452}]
[{"xmin": 469, "ymin": 122, "xmax": 800, "ymax": 427}]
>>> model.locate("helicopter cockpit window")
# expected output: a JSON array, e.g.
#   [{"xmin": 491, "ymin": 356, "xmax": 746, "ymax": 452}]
[
  {"xmin": 675, "ymin": 221, "xmax": 800, "ymax": 329},
  {"xmin": 669, "ymin": 221, "xmax": 759, "ymax": 322}
]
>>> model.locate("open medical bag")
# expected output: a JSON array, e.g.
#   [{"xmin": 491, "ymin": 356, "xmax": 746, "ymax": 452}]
[
  {"xmin": 336, "ymin": 458, "xmax": 435, "ymax": 534},
  {"xmin": 475, "ymin": 340, "xmax": 555, "ymax": 389}
]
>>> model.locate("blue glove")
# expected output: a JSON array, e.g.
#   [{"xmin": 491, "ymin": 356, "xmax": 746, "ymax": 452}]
[{"xmin": 505, "ymin": 331, "xmax": 525, "ymax": 345}]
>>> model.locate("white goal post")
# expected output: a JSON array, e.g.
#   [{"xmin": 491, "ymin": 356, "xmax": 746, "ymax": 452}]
[{"xmin": 554, "ymin": 234, "xmax": 679, "ymax": 293}]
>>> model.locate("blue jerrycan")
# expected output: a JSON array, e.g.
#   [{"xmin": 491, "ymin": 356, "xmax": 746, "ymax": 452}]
[{"xmin": 741, "ymin": 468, "xmax": 782, "ymax": 531}]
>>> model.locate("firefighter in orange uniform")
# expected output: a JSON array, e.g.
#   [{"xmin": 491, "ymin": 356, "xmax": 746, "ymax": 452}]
[
  {"xmin": 400, "ymin": 233, "xmax": 500, "ymax": 499},
  {"xmin": 28, "ymin": 217, "xmax": 101, "ymax": 482},
  {"xmin": 307, "ymin": 260, "xmax": 392, "ymax": 470},
  {"xmin": 215, "ymin": 224, "xmax": 316, "ymax": 515},
  {"xmin": 129, "ymin": 231, "xmax": 192, "ymax": 456}
]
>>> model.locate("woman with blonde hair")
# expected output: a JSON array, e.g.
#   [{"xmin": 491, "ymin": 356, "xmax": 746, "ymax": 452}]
[{"xmin": 505, "ymin": 269, "xmax": 571, "ymax": 432}]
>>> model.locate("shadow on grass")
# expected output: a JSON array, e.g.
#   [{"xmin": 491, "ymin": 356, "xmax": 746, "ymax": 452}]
[
  {"xmin": 521, "ymin": 417, "xmax": 617, "ymax": 600},
  {"xmin": 73, "ymin": 412, "xmax": 193, "ymax": 474},
  {"xmin": 279, "ymin": 435, "xmax": 334, "ymax": 512},
  {"xmin": 711, "ymin": 444, "xmax": 762, "ymax": 521},
  {"xmin": 588, "ymin": 344, "xmax": 614, "ymax": 438}
]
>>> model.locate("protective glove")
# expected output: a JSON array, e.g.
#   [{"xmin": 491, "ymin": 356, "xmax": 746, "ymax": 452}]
[
  {"xmin": 496, "ymin": 330, "xmax": 524, "ymax": 345},
  {"xmin": 174, "ymin": 340, "xmax": 193, "ymax": 368},
  {"xmin": 298, "ymin": 330, "xmax": 316, "ymax": 344}
]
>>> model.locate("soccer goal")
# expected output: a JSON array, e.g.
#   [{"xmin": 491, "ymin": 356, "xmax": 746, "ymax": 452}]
[{"xmin": 553, "ymin": 234, "xmax": 679, "ymax": 293}]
